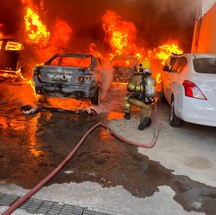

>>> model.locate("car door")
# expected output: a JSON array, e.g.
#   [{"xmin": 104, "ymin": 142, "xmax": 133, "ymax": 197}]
[{"xmin": 165, "ymin": 57, "xmax": 187, "ymax": 104}]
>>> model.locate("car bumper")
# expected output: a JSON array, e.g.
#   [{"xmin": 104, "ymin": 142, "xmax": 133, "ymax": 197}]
[
  {"xmin": 34, "ymin": 83, "xmax": 97, "ymax": 99},
  {"xmin": 176, "ymin": 97, "xmax": 216, "ymax": 127}
]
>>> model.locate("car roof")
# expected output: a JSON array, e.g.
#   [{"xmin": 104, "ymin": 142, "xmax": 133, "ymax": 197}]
[
  {"xmin": 181, "ymin": 53, "xmax": 216, "ymax": 59},
  {"xmin": 53, "ymin": 53, "xmax": 95, "ymax": 58},
  {"xmin": 111, "ymin": 55, "xmax": 138, "ymax": 61}
]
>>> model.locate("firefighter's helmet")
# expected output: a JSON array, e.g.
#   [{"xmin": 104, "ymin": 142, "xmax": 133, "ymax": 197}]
[{"xmin": 138, "ymin": 59, "xmax": 151, "ymax": 74}]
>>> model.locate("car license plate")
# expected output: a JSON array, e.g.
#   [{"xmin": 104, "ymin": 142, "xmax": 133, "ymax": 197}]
[{"xmin": 51, "ymin": 76, "xmax": 67, "ymax": 82}]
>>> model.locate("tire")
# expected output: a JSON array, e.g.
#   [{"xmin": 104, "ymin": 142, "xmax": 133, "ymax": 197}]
[
  {"xmin": 21, "ymin": 66, "xmax": 33, "ymax": 79},
  {"xmin": 91, "ymin": 88, "xmax": 100, "ymax": 105},
  {"xmin": 169, "ymin": 97, "xmax": 182, "ymax": 127}
]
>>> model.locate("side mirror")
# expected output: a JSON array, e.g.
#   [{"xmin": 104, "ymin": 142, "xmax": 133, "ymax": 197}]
[{"xmin": 163, "ymin": 66, "xmax": 170, "ymax": 71}]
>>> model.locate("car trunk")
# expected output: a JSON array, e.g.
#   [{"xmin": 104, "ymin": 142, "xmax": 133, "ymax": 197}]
[
  {"xmin": 196, "ymin": 74, "xmax": 216, "ymax": 106},
  {"xmin": 38, "ymin": 66, "xmax": 86, "ymax": 85}
]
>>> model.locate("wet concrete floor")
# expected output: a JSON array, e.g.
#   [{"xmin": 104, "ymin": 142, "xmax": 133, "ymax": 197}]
[{"xmin": 0, "ymin": 80, "xmax": 216, "ymax": 214}]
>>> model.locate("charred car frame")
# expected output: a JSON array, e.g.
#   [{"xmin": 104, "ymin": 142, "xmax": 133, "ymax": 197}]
[
  {"xmin": 110, "ymin": 55, "xmax": 138, "ymax": 82},
  {"xmin": 0, "ymin": 37, "xmax": 33, "ymax": 80},
  {"xmin": 33, "ymin": 53, "xmax": 104, "ymax": 105}
]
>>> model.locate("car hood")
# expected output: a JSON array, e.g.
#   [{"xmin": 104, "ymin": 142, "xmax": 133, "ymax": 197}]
[{"xmin": 196, "ymin": 74, "xmax": 216, "ymax": 106}]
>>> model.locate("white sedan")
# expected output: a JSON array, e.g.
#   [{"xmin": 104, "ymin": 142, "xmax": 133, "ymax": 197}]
[{"xmin": 161, "ymin": 53, "xmax": 216, "ymax": 127}]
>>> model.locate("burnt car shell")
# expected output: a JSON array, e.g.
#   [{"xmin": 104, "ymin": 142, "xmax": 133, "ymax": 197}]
[
  {"xmin": 33, "ymin": 53, "xmax": 102, "ymax": 105},
  {"xmin": 0, "ymin": 38, "xmax": 23, "ymax": 79},
  {"xmin": 110, "ymin": 55, "xmax": 138, "ymax": 82},
  {"xmin": 0, "ymin": 37, "xmax": 34, "ymax": 81}
]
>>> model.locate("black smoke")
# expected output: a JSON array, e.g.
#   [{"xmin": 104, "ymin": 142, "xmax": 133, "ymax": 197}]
[
  {"xmin": 0, "ymin": 0, "xmax": 200, "ymax": 52},
  {"xmin": 45, "ymin": 0, "xmax": 199, "ymax": 52},
  {"xmin": 0, "ymin": 0, "xmax": 24, "ymax": 37}
]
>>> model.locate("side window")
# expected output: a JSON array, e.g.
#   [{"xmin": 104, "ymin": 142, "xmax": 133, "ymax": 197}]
[
  {"xmin": 170, "ymin": 57, "xmax": 187, "ymax": 73},
  {"xmin": 176, "ymin": 57, "xmax": 187, "ymax": 73},
  {"xmin": 170, "ymin": 58, "xmax": 181, "ymax": 73},
  {"xmin": 50, "ymin": 57, "xmax": 60, "ymax": 66}
]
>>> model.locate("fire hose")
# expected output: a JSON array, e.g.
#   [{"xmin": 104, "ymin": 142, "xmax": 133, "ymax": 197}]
[{"xmin": 1, "ymin": 102, "xmax": 159, "ymax": 215}]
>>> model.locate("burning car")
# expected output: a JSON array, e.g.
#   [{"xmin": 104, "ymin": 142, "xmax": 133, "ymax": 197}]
[
  {"xmin": 33, "ymin": 53, "xmax": 104, "ymax": 105},
  {"xmin": 0, "ymin": 37, "xmax": 33, "ymax": 80},
  {"xmin": 110, "ymin": 55, "xmax": 138, "ymax": 82}
]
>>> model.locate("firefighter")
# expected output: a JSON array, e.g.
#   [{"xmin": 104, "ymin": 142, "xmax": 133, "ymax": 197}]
[{"xmin": 123, "ymin": 58, "xmax": 156, "ymax": 130}]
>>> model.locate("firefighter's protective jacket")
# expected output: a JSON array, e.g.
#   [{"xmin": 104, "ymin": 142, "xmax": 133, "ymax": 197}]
[{"xmin": 127, "ymin": 72, "xmax": 156, "ymax": 104}]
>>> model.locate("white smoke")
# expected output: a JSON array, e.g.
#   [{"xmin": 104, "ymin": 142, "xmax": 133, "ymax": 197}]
[{"xmin": 100, "ymin": 62, "xmax": 114, "ymax": 101}]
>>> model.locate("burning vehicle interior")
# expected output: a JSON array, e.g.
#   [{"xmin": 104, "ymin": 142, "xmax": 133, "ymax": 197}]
[{"xmin": 110, "ymin": 55, "xmax": 138, "ymax": 82}]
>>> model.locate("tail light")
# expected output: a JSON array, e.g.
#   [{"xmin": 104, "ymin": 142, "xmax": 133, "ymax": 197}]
[
  {"xmin": 85, "ymin": 75, "xmax": 92, "ymax": 81},
  {"xmin": 183, "ymin": 80, "xmax": 207, "ymax": 100},
  {"xmin": 34, "ymin": 68, "xmax": 41, "ymax": 76},
  {"xmin": 77, "ymin": 75, "xmax": 84, "ymax": 83}
]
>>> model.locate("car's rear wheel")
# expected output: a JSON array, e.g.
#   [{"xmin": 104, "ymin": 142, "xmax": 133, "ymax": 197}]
[
  {"xmin": 169, "ymin": 97, "xmax": 182, "ymax": 127},
  {"xmin": 91, "ymin": 88, "xmax": 101, "ymax": 105}
]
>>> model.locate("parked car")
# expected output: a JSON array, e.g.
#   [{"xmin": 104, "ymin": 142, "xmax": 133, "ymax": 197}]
[
  {"xmin": 159, "ymin": 54, "xmax": 181, "ymax": 101},
  {"xmin": 0, "ymin": 37, "xmax": 33, "ymax": 80},
  {"xmin": 33, "ymin": 53, "xmax": 104, "ymax": 105},
  {"xmin": 161, "ymin": 53, "xmax": 216, "ymax": 127},
  {"xmin": 110, "ymin": 55, "xmax": 138, "ymax": 82}
]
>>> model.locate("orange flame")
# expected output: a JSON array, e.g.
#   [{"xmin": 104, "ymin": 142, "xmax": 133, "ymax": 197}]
[
  {"xmin": 5, "ymin": 41, "xmax": 23, "ymax": 51},
  {"xmin": 50, "ymin": 19, "xmax": 72, "ymax": 50},
  {"xmin": 24, "ymin": 7, "xmax": 50, "ymax": 48},
  {"xmin": 153, "ymin": 40, "xmax": 183, "ymax": 65},
  {"xmin": 0, "ymin": 23, "xmax": 3, "ymax": 38},
  {"xmin": 102, "ymin": 10, "xmax": 139, "ymax": 58},
  {"xmin": 0, "ymin": 40, "xmax": 3, "ymax": 49}
]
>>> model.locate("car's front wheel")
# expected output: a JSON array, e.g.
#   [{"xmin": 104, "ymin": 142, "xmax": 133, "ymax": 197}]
[
  {"xmin": 169, "ymin": 97, "xmax": 182, "ymax": 127},
  {"xmin": 91, "ymin": 88, "xmax": 101, "ymax": 105}
]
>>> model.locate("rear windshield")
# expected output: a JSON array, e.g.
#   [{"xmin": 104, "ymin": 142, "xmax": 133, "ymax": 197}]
[
  {"xmin": 193, "ymin": 58, "xmax": 216, "ymax": 74},
  {"xmin": 111, "ymin": 59, "xmax": 137, "ymax": 67},
  {"xmin": 49, "ymin": 56, "xmax": 92, "ymax": 67},
  {"xmin": 170, "ymin": 56, "xmax": 179, "ymax": 66}
]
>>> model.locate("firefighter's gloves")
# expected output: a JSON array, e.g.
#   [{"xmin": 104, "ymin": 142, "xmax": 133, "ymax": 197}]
[
  {"xmin": 127, "ymin": 83, "xmax": 134, "ymax": 92},
  {"xmin": 127, "ymin": 87, "xmax": 134, "ymax": 93},
  {"xmin": 127, "ymin": 82, "xmax": 143, "ymax": 92}
]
